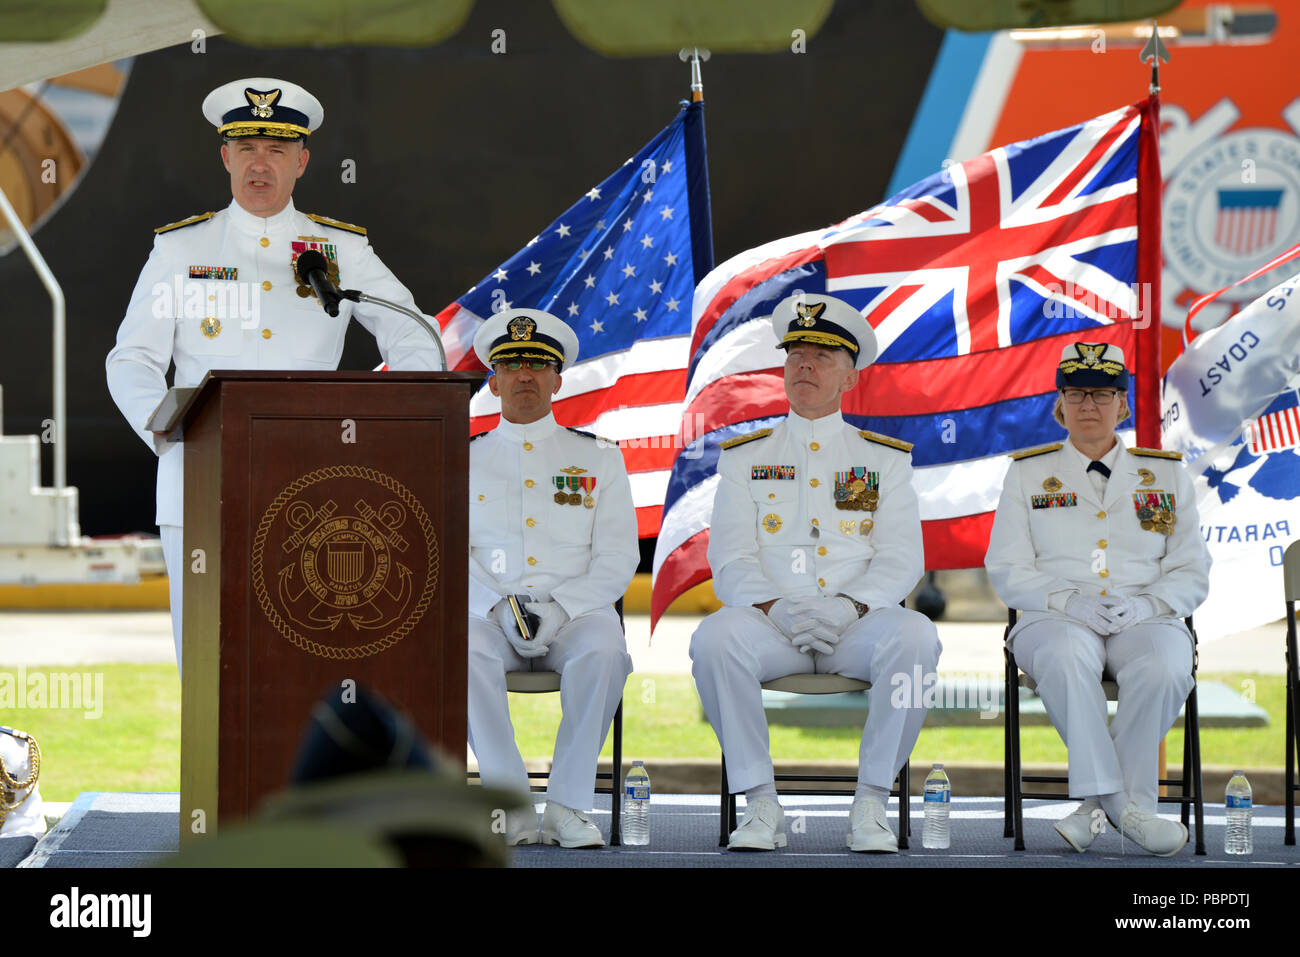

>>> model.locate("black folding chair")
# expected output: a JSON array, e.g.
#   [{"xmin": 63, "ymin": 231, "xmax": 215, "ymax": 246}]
[
  {"xmin": 1002, "ymin": 607, "xmax": 1205, "ymax": 855},
  {"xmin": 719, "ymin": 674, "xmax": 911, "ymax": 849},
  {"xmin": 469, "ymin": 599, "xmax": 626, "ymax": 846},
  {"xmin": 1283, "ymin": 541, "xmax": 1300, "ymax": 846}
]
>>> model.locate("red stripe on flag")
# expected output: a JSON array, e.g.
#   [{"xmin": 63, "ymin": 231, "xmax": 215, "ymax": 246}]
[
  {"xmin": 636, "ymin": 503, "xmax": 662, "ymax": 539},
  {"xmin": 921, "ymin": 511, "xmax": 996, "ymax": 570},
  {"xmin": 681, "ymin": 325, "xmax": 1134, "ymax": 437},
  {"xmin": 470, "ymin": 368, "xmax": 687, "ymax": 435},
  {"xmin": 690, "ymin": 245, "xmax": 822, "ymax": 357},
  {"xmin": 651, "ymin": 528, "xmax": 712, "ymax": 628},
  {"xmin": 1041, "ymin": 108, "xmax": 1136, "ymax": 207}
]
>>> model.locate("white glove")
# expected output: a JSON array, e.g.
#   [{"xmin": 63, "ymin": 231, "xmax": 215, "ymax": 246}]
[
  {"xmin": 767, "ymin": 599, "xmax": 839, "ymax": 655},
  {"xmin": 523, "ymin": 601, "xmax": 569, "ymax": 658},
  {"xmin": 790, "ymin": 597, "xmax": 860, "ymax": 636},
  {"xmin": 493, "ymin": 597, "xmax": 542, "ymax": 658},
  {"xmin": 1106, "ymin": 595, "xmax": 1158, "ymax": 631},
  {"xmin": 1064, "ymin": 594, "xmax": 1119, "ymax": 634}
]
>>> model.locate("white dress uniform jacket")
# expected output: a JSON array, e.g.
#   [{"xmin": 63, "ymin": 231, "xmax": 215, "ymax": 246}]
[
  {"xmin": 708, "ymin": 410, "xmax": 923, "ymax": 609},
  {"xmin": 987, "ymin": 436, "xmax": 1211, "ymax": 644},
  {"xmin": 466, "ymin": 411, "xmax": 638, "ymax": 812},
  {"xmin": 105, "ymin": 198, "xmax": 442, "ymax": 529},
  {"xmin": 468, "ymin": 412, "xmax": 639, "ymax": 617}
]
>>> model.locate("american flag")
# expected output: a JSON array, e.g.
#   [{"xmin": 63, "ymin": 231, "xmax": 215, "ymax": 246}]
[
  {"xmin": 437, "ymin": 100, "xmax": 714, "ymax": 536},
  {"xmin": 651, "ymin": 98, "xmax": 1163, "ymax": 625}
]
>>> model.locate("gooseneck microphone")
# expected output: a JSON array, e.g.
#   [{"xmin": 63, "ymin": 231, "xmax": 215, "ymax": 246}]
[{"xmin": 294, "ymin": 249, "xmax": 343, "ymax": 317}]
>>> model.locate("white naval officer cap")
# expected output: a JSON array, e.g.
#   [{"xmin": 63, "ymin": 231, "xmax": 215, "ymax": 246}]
[
  {"xmin": 473, "ymin": 308, "xmax": 580, "ymax": 372},
  {"xmin": 770, "ymin": 292, "xmax": 878, "ymax": 370},
  {"xmin": 202, "ymin": 77, "xmax": 324, "ymax": 140}
]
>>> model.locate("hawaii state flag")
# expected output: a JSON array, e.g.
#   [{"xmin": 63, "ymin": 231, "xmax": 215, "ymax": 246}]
[{"xmin": 651, "ymin": 97, "xmax": 1164, "ymax": 626}]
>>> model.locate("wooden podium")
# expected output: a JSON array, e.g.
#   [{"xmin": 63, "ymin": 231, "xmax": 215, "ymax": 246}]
[{"xmin": 168, "ymin": 371, "xmax": 482, "ymax": 841}]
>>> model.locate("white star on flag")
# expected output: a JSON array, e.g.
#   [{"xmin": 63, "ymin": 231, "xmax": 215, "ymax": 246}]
[{"xmin": 526, "ymin": 261, "xmax": 542, "ymax": 276}]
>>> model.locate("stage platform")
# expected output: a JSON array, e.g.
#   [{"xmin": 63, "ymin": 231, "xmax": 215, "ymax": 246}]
[{"xmin": 16, "ymin": 792, "xmax": 1300, "ymax": 868}]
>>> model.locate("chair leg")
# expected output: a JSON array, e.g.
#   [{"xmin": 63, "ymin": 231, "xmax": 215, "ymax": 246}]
[
  {"xmin": 1286, "ymin": 613, "xmax": 1298, "ymax": 846},
  {"xmin": 1003, "ymin": 648, "xmax": 1014, "ymax": 838},
  {"xmin": 719, "ymin": 757, "xmax": 730, "ymax": 847},
  {"xmin": 1180, "ymin": 695, "xmax": 1192, "ymax": 832},
  {"xmin": 1010, "ymin": 653, "xmax": 1025, "ymax": 851},
  {"xmin": 1188, "ymin": 684, "xmax": 1205, "ymax": 856},
  {"xmin": 897, "ymin": 761, "xmax": 910, "ymax": 849},
  {"xmin": 609, "ymin": 699, "xmax": 623, "ymax": 847}
]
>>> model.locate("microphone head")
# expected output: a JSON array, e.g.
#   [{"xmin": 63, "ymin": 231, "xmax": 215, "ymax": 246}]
[{"xmin": 295, "ymin": 249, "xmax": 329, "ymax": 283}]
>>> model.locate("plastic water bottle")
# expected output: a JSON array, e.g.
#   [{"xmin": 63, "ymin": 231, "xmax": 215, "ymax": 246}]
[
  {"xmin": 1224, "ymin": 770, "xmax": 1253, "ymax": 855},
  {"xmin": 623, "ymin": 760, "xmax": 651, "ymax": 846},
  {"xmin": 922, "ymin": 763, "xmax": 951, "ymax": 849}
]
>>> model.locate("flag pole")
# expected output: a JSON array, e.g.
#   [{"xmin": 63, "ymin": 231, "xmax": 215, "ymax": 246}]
[
  {"xmin": 1135, "ymin": 21, "xmax": 1168, "ymax": 451},
  {"xmin": 680, "ymin": 46, "xmax": 709, "ymax": 102}
]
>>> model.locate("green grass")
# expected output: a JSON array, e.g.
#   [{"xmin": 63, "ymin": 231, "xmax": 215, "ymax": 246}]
[
  {"xmin": 0, "ymin": 664, "xmax": 180, "ymax": 803},
  {"xmin": 1, "ymin": 668, "xmax": 1287, "ymax": 802}
]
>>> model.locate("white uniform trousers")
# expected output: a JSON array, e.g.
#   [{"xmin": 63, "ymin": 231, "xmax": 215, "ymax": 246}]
[
  {"xmin": 1013, "ymin": 619, "xmax": 1194, "ymax": 812},
  {"xmin": 160, "ymin": 524, "xmax": 183, "ymax": 676},
  {"xmin": 467, "ymin": 605, "xmax": 631, "ymax": 812},
  {"xmin": 691, "ymin": 604, "xmax": 942, "ymax": 794}
]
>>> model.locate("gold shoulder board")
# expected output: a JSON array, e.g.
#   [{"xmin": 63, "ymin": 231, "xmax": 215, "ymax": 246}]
[
  {"xmin": 1128, "ymin": 447, "xmax": 1183, "ymax": 461},
  {"xmin": 306, "ymin": 213, "xmax": 367, "ymax": 236},
  {"xmin": 155, "ymin": 212, "xmax": 215, "ymax": 234},
  {"xmin": 1010, "ymin": 442, "xmax": 1064, "ymax": 461},
  {"xmin": 720, "ymin": 428, "xmax": 773, "ymax": 450},
  {"xmin": 858, "ymin": 429, "xmax": 913, "ymax": 452}
]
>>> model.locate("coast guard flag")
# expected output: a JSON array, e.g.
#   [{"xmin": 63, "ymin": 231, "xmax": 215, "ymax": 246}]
[
  {"xmin": 651, "ymin": 98, "xmax": 1163, "ymax": 625},
  {"xmin": 436, "ymin": 100, "xmax": 714, "ymax": 537},
  {"xmin": 1163, "ymin": 266, "xmax": 1300, "ymax": 639}
]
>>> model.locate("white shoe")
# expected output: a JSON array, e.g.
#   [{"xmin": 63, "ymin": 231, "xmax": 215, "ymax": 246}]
[
  {"xmin": 1118, "ymin": 803, "xmax": 1188, "ymax": 857},
  {"xmin": 540, "ymin": 802, "xmax": 605, "ymax": 848},
  {"xmin": 846, "ymin": 795, "xmax": 898, "ymax": 853},
  {"xmin": 1053, "ymin": 798, "xmax": 1103, "ymax": 853},
  {"xmin": 728, "ymin": 796, "xmax": 786, "ymax": 851},
  {"xmin": 505, "ymin": 806, "xmax": 538, "ymax": 846}
]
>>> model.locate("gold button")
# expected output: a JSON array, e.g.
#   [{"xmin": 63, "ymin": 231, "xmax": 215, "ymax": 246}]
[
  {"xmin": 1097, "ymin": 539, "xmax": 1108, "ymax": 548},
  {"xmin": 1101, "ymin": 590, "xmax": 1108, "ymax": 596},
  {"xmin": 811, "ymin": 518, "xmax": 819, "ymax": 526},
  {"xmin": 261, "ymin": 329, "xmax": 272, "ymax": 339},
  {"xmin": 1096, "ymin": 510, "xmax": 1106, "ymax": 519},
  {"xmin": 810, "ymin": 442, "xmax": 820, "ymax": 451},
  {"xmin": 526, "ymin": 518, "xmax": 536, "ymax": 528},
  {"xmin": 527, "ymin": 557, "xmax": 537, "ymax": 566},
  {"xmin": 477, "ymin": 494, "xmax": 484, "ymax": 501},
  {"xmin": 523, "ymin": 442, "xmax": 533, "ymax": 450},
  {"xmin": 259, "ymin": 237, "xmax": 269, "ymax": 247},
  {"xmin": 525, "ymin": 479, "xmax": 535, "ymax": 488},
  {"xmin": 817, "ymin": 546, "xmax": 827, "ymax": 556},
  {"xmin": 818, "ymin": 578, "xmax": 826, "ymax": 587},
  {"xmin": 262, "ymin": 280, "xmax": 272, "ymax": 291},
  {"xmin": 768, "ymin": 493, "xmax": 776, "ymax": 500},
  {"xmin": 809, "ymin": 478, "xmax": 820, "ymax": 488},
  {"xmin": 1099, "ymin": 569, "xmax": 1110, "ymax": 578}
]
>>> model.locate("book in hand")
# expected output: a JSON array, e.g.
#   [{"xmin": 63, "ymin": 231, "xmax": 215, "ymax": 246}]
[{"xmin": 508, "ymin": 595, "xmax": 540, "ymax": 640}]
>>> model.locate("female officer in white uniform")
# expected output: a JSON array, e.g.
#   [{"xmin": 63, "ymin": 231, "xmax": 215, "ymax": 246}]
[{"xmin": 985, "ymin": 342, "xmax": 1210, "ymax": 856}]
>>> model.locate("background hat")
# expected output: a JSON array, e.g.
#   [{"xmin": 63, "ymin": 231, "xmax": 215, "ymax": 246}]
[
  {"xmin": 202, "ymin": 77, "xmax": 323, "ymax": 139},
  {"xmin": 1056, "ymin": 341, "xmax": 1130, "ymax": 390},
  {"xmin": 473, "ymin": 308, "xmax": 580, "ymax": 370},
  {"xmin": 770, "ymin": 293, "xmax": 877, "ymax": 370}
]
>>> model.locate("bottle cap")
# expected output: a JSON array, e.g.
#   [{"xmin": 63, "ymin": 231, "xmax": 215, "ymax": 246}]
[
  {"xmin": 634, "ymin": 759, "xmax": 644, "ymax": 766},
  {"xmin": 933, "ymin": 763, "xmax": 944, "ymax": 769}
]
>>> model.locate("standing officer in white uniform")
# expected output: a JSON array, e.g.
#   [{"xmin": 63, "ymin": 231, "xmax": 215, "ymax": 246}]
[
  {"xmin": 986, "ymin": 342, "xmax": 1210, "ymax": 856},
  {"xmin": 105, "ymin": 78, "xmax": 442, "ymax": 673},
  {"xmin": 467, "ymin": 309, "xmax": 637, "ymax": 848},
  {"xmin": 691, "ymin": 293, "xmax": 941, "ymax": 853}
]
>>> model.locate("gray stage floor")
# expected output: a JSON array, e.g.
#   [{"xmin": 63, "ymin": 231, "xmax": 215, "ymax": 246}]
[{"xmin": 17, "ymin": 792, "xmax": 1300, "ymax": 868}]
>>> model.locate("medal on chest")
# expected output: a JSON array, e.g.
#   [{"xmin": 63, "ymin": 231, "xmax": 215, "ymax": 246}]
[
  {"xmin": 291, "ymin": 240, "xmax": 340, "ymax": 299},
  {"xmin": 833, "ymin": 468, "xmax": 879, "ymax": 511},
  {"xmin": 1133, "ymin": 490, "xmax": 1176, "ymax": 535}
]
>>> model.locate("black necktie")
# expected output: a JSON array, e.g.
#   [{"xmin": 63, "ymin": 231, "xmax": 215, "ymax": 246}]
[{"xmin": 1087, "ymin": 460, "xmax": 1111, "ymax": 479}]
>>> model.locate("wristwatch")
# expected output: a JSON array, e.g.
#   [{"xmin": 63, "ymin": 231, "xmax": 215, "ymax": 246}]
[{"xmin": 838, "ymin": 594, "xmax": 869, "ymax": 618}]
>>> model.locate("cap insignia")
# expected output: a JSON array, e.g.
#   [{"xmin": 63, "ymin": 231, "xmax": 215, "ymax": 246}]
[{"xmin": 245, "ymin": 88, "xmax": 281, "ymax": 119}]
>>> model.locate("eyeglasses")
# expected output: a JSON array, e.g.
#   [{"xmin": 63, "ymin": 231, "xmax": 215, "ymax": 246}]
[
  {"xmin": 496, "ymin": 360, "xmax": 555, "ymax": 372},
  {"xmin": 1061, "ymin": 389, "xmax": 1120, "ymax": 405}
]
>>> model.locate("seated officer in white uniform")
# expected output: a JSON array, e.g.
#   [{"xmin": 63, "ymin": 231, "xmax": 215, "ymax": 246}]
[
  {"xmin": 691, "ymin": 293, "xmax": 942, "ymax": 853},
  {"xmin": 105, "ymin": 78, "xmax": 442, "ymax": 673},
  {"xmin": 986, "ymin": 342, "xmax": 1210, "ymax": 856},
  {"xmin": 467, "ymin": 309, "xmax": 637, "ymax": 849}
]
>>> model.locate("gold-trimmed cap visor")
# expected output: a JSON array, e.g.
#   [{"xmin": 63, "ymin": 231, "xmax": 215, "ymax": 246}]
[{"xmin": 1056, "ymin": 341, "xmax": 1130, "ymax": 389}]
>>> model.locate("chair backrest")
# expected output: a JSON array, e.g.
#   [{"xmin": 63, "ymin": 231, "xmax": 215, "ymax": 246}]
[{"xmin": 1284, "ymin": 540, "xmax": 1300, "ymax": 604}]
